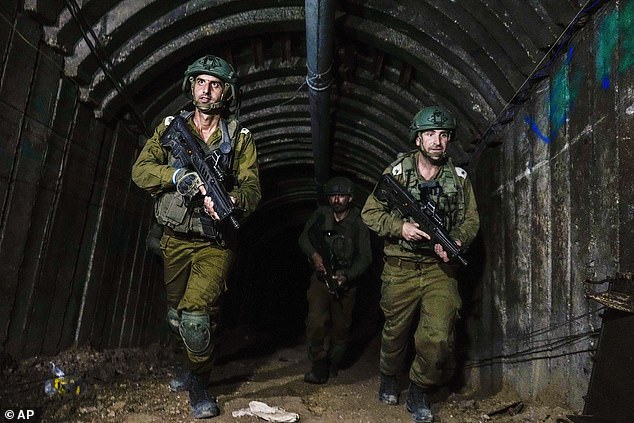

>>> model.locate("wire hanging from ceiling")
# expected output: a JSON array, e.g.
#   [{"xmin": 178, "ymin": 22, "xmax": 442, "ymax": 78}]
[
  {"xmin": 64, "ymin": 0, "xmax": 151, "ymax": 137},
  {"xmin": 469, "ymin": 0, "xmax": 610, "ymax": 165}
]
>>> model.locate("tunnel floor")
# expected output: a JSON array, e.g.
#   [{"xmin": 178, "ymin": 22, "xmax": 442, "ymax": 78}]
[{"xmin": 1, "ymin": 324, "xmax": 578, "ymax": 423}]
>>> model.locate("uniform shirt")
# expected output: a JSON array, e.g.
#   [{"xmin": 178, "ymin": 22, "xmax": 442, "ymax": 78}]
[
  {"xmin": 361, "ymin": 150, "xmax": 479, "ymax": 261},
  {"xmin": 299, "ymin": 206, "xmax": 372, "ymax": 282},
  {"xmin": 131, "ymin": 115, "xmax": 261, "ymax": 233}
]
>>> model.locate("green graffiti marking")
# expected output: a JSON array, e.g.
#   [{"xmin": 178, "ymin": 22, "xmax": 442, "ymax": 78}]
[
  {"xmin": 550, "ymin": 62, "xmax": 570, "ymax": 136},
  {"xmin": 596, "ymin": 10, "xmax": 618, "ymax": 89},
  {"xmin": 523, "ymin": 0, "xmax": 634, "ymax": 144},
  {"xmin": 528, "ymin": 48, "xmax": 583, "ymax": 143}
]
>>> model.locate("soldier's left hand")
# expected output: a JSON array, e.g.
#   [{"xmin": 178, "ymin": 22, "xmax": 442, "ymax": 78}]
[
  {"xmin": 334, "ymin": 274, "xmax": 347, "ymax": 286},
  {"xmin": 434, "ymin": 239, "xmax": 461, "ymax": 263},
  {"xmin": 200, "ymin": 186, "xmax": 221, "ymax": 220}
]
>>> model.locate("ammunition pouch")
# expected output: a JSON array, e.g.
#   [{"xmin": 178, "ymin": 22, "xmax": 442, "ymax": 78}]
[{"xmin": 155, "ymin": 191, "xmax": 188, "ymax": 228}]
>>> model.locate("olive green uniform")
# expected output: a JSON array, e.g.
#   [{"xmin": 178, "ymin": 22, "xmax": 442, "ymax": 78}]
[
  {"xmin": 298, "ymin": 205, "xmax": 372, "ymax": 365},
  {"xmin": 131, "ymin": 115, "xmax": 260, "ymax": 374},
  {"xmin": 361, "ymin": 150, "xmax": 479, "ymax": 388}
]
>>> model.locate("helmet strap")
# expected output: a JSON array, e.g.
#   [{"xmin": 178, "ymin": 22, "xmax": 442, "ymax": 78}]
[{"xmin": 193, "ymin": 100, "xmax": 223, "ymax": 114}]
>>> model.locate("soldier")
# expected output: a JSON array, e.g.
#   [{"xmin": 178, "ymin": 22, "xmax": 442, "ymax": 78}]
[
  {"xmin": 131, "ymin": 55, "xmax": 261, "ymax": 419},
  {"xmin": 361, "ymin": 106, "xmax": 479, "ymax": 423},
  {"xmin": 298, "ymin": 176, "xmax": 372, "ymax": 384}
]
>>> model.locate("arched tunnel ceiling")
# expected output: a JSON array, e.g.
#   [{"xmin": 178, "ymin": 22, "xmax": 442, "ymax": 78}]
[{"xmin": 28, "ymin": 0, "xmax": 591, "ymax": 216}]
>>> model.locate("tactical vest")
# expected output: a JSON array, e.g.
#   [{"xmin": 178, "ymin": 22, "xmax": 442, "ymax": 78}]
[
  {"xmin": 392, "ymin": 151, "xmax": 466, "ymax": 252},
  {"xmin": 307, "ymin": 207, "xmax": 359, "ymax": 271},
  {"xmin": 154, "ymin": 112, "xmax": 241, "ymax": 240}
]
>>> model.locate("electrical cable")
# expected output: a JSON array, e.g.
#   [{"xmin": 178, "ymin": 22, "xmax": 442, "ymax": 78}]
[
  {"xmin": 452, "ymin": 305, "xmax": 606, "ymax": 368},
  {"xmin": 64, "ymin": 0, "xmax": 151, "ymax": 137},
  {"xmin": 305, "ymin": 63, "xmax": 334, "ymax": 92},
  {"xmin": 469, "ymin": 0, "xmax": 609, "ymax": 163},
  {"xmin": 275, "ymin": 79, "xmax": 308, "ymax": 108}
]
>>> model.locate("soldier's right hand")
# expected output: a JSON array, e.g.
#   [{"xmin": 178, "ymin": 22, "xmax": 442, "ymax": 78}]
[
  {"xmin": 173, "ymin": 169, "xmax": 204, "ymax": 198},
  {"xmin": 401, "ymin": 221, "xmax": 431, "ymax": 242},
  {"xmin": 311, "ymin": 252, "xmax": 326, "ymax": 273}
]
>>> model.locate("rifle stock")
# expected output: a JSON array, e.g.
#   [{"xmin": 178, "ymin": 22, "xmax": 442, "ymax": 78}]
[
  {"xmin": 376, "ymin": 173, "xmax": 468, "ymax": 266},
  {"xmin": 160, "ymin": 115, "xmax": 240, "ymax": 229}
]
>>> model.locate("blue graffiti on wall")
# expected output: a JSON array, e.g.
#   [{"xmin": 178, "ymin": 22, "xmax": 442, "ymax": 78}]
[
  {"xmin": 596, "ymin": 10, "xmax": 619, "ymax": 90},
  {"xmin": 524, "ymin": 47, "xmax": 581, "ymax": 144},
  {"xmin": 524, "ymin": 116, "xmax": 550, "ymax": 144},
  {"xmin": 526, "ymin": 0, "xmax": 634, "ymax": 143}
]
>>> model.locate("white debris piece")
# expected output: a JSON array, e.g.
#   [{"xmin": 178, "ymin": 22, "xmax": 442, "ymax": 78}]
[{"xmin": 232, "ymin": 400, "xmax": 300, "ymax": 422}]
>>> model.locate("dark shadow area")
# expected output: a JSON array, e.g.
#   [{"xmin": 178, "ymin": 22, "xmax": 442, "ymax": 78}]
[
  {"xmin": 450, "ymin": 232, "xmax": 486, "ymax": 393},
  {"xmin": 221, "ymin": 222, "xmax": 310, "ymax": 347},
  {"xmin": 217, "ymin": 205, "xmax": 386, "ymax": 371},
  {"xmin": 343, "ymin": 230, "xmax": 385, "ymax": 369}
]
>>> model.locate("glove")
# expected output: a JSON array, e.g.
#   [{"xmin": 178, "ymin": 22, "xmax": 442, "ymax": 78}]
[{"xmin": 173, "ymin": 169, "xmax": 204, "ymax": 199}]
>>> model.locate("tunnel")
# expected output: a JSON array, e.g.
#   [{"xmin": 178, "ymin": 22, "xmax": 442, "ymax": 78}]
[{"xmin": 1, "ymin": 0, "xmax": 634, "ymax": 421}]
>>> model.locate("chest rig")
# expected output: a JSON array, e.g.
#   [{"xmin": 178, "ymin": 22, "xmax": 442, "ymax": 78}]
[
  {"xmin": 394, "ymin": 152, "xmax": 466, "ymax": 252},
  {"xmin": 155, "ymin": 112, "xmax": 239, "ymax": 240},
  {"xmin": 308, "ymin": 208, "xmax": 356, "ymax": 270}
]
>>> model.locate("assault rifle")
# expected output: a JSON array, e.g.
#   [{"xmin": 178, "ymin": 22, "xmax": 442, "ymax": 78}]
[
  {"xmin": 308, "ymin": 220, "xmax": 345, "ymax": 298},
  {"xmin": 317, "ymin": 232, "xmax": 345, "ymax": 299},
  {"xmin": 317, "ymin": 269, "xmax": 343, "ymax": 299},
  {"xmin": 160, "ymin": 115, "xmax": 240, "ymax": 230},
  {"xmin": 375, "ymin": 173, "xmax": 468, "ymax": 266}
]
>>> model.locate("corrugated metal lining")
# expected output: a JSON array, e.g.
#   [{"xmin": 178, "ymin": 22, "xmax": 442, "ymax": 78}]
[{"xmin": 26, "ymin": 1, "xmax": 589, "ymax": 184}]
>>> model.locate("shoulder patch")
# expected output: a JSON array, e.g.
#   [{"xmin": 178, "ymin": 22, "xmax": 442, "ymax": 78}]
[
  {"xmin": 392, "ymin": 162, "xmax": 403, "ymax": 176},
  {"xmin": 163, "ymin": 116, "xmax": 174, "ymax": 126},
  {"xmin": 455, "ymin": 166, "xmax": 467, "ymax": 179},
  {"xmin": 240, "ymin": 128, "xmax": 250, "ymax": 135}
]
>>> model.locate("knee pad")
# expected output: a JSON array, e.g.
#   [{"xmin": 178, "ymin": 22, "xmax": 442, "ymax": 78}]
[
  {"xmin": 179, "ymin": 311, "xmax": 211, "ymax": 357},
  {"xmin": 167, "ymin": 307, "xmax": 180, "ymax": 334}
]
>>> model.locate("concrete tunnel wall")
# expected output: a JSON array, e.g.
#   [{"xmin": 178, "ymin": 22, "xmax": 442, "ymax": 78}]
[
  {"xmin": 468, "ymin": 2, "xmax": 634, "ymax": 409},
  {"xmin": 0, "ymin": 0, "xmax": 633, "ymax": 412}
]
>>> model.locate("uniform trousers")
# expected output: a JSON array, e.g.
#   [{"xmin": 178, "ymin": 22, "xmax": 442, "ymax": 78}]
[
  {"xmin": 379, "ymin": 260, "xmax": 461, "ymax": 388},
  {"xmin": 305, "ymin": 272, "xmax": 357, "ymax": 361},
  {"xmin": 161, "ymin": 233, "xmax": 234, "ymax": 374}
]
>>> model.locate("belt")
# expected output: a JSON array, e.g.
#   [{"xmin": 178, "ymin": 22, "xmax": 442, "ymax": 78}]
[
  {"xmin": 163, "ymin": 227, "xmax": 212, "ymax": 243},
  {"xmin": 384, "ymin": 256, "xmax": 428, "ymax": 270}
]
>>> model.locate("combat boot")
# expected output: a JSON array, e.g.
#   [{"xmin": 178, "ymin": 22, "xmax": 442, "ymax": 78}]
[
  {"xmin": 328, "ymin": 342, "xmax": 348, "ymax": 378},
  {"xmin": 303, "ymin": 359, "xmax": 329, "ymax": 384},
  {"xmin": 378, "ymin": 373, "xmax": 399, "ymax": 405},
  {"xmin": 406, "ymin": 382, "xmax": 434, "ymax": 423},
  {"xmin": 188, "ymin": 372, "xmax": 220, "ymax": 419},
  {"xmin": 169, "ymin": 364, "xmax": 192, "ymax": 392}
]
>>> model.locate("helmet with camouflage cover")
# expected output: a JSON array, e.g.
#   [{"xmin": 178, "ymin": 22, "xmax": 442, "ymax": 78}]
[
  {"xmin": 409, "ymin": 106, "xmax": 456, "ymax": 141},
  {"xmin": 324, "ymin": 176, "xmax": 354, "ymax": 196},
  {"xmin": 182, "ymin": 55, "xmax": 238, "ymax": 111}
]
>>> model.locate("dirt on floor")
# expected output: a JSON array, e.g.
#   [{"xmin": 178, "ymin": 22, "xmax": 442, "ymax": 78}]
[{"xmin": 0, "ymin": 326, "xmax": 579, "ymax": 423}]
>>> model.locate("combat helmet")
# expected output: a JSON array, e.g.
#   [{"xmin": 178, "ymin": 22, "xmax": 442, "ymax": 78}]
[
  {"xmin": 409, "ymin": 106, "xmax": 456, "ymax": 141},
  {"xmin": 182, "ymin": 55, "xmax": 238, "ymax": 111},
  {"xmin": 324, "ymin": 176, "xmax": 354, "ymax": 196}
]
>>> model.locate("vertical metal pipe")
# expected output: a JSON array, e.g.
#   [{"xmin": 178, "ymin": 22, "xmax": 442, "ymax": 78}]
[{"xmin": 305, "ymin": 0, "xmax": 335, "ymax": 191}]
